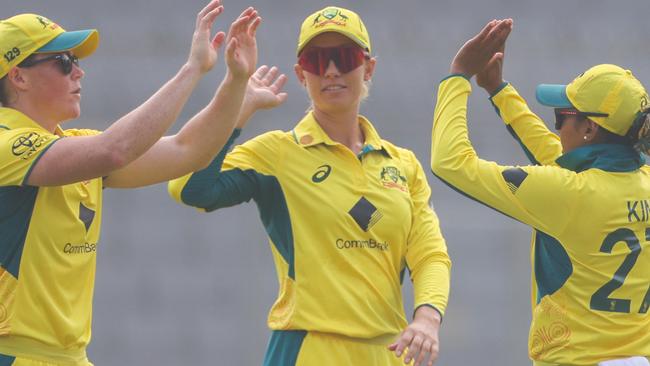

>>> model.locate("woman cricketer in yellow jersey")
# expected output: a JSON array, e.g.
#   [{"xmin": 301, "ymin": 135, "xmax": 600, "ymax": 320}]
[
  {"xmin": 0, "ymin": 2, "xmax": 287, "ymax": 365},
  {"xmin": 169, "ymin": 6, "xmax": 451, "ymax": 366},
  {"xmin": 432, "ymin": 19, "xmax": 650, "ymax": 366}
]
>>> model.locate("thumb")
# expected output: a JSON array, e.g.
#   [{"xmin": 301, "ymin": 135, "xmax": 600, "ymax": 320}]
[
  {"xmin": 276, "ymin": 92, "xmax": 288, "ymax": 104},
  {"xmin": 212, "ymin": 31, "xmax": 226, "ymax": 50},
  {"xmin": 485, "ymin": 52, "xmax": 503, "ymax": 69}
]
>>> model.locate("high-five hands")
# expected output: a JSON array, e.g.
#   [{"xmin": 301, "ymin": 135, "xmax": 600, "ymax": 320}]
[
  {"xmin": 450, "ymin": 19, "xmax": 513, "ymax": 80},
  {"xmin": 187, "ymin": 0, "xmax": 226, "ymax": 74},
  {"xmin": 237, "ymin": 65, "xmax": 288, "ymax": 129},
  {"xmin": 224, "ymin": 7, "xmax": 261, "ymax": 80},
  {"xmin": 476, "ymin": 21, "xmax": 508, "ymax": 95}
]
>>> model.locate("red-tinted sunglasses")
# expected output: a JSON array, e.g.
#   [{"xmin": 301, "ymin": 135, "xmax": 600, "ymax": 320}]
[
  {"xmin": 298, "ymin": 46, "xmax": 368, "ymax": 76},
  {"xmin": 554, "ymin": 108, "xmax": 609, "ymax": 130}
]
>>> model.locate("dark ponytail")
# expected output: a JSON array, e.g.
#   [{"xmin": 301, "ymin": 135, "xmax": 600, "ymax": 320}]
[{"xmin": 626, "ymin": 108, "xmax": 650, "ymax": 155}]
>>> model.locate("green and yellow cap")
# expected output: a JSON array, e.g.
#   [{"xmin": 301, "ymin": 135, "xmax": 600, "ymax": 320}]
[
  {"xmin": 537, "ymin": 64, "xmax": 649, "ymax": 136},
  {"xmin": 0, "ymin": 14, "xmax": 99, "ymax": 78},
  {"xmin": 297, "ymin": 6, "xmax": 371, "ymax": 56}
]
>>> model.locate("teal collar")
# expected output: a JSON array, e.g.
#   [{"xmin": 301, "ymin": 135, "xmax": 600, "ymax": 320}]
[{"xmin": 556, "ymin": 144, "xmax": 644, "ymax": 173}]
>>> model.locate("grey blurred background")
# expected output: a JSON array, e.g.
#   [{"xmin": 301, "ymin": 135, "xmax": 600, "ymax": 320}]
[{"xmin": 5, "ymin": 0, "xmax": 650, "ymax": 365}]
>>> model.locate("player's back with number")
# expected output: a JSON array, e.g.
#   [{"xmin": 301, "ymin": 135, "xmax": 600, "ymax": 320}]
[{"xmin": 529, "ymin": 162, "xmax": 650, "ymax": 362}]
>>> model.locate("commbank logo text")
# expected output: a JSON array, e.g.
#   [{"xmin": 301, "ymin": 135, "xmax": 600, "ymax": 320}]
[
  {"xmin": 336, "ymin": 238, "xmax": 389, "ymax": 251},
  {"xmin": 63, "ymin": 242, "xmax": 97, "ymax": 254}
]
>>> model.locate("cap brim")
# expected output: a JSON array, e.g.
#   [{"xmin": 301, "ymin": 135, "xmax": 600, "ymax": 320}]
[
  {"xmin": 37, "ymin": 29, "xmax": 99, "ymax": 59},
  {"xmin": 535, "ymin": 84, "xmax": 573, "ymax": 108},
  {"xmin": 297, "ymin": 29, "xmax": 368, "ymax": 56}
]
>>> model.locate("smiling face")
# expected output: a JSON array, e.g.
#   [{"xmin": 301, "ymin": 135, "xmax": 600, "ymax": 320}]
[{"xmin": 294, "ymin": 32, "xmax": 375, "ymax": 115}]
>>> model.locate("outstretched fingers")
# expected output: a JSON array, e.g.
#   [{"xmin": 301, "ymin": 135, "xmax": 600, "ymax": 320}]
[
  {"xmin": 252, "ymin": 65, "xmax": 270, "ymax": 80},
  {"xmin": 228, "ymin": 7, "xmax": 256, "ymax": 37},
  {"xmin": 260, "ymin": 66, "xmax": 279, "ymax": 85},
  {"xmin": 485, "ymin": 19, "xmax": 512, "ymax": 52},
  {"xmin": 196, "ymin": 0, "xmax": 223, "ymax": 32},
  {"xmin": 248, "ymin": 15, "xmax": 262, "ymax": 37},
  {"xmin": 270, "ymin": 74, "xmax": 288, "ymax": 94}
]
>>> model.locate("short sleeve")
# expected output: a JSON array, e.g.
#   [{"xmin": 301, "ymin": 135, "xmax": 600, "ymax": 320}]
[{"xmin": 0, "ymin": 128, "xmax": 60, "ymax": 186}]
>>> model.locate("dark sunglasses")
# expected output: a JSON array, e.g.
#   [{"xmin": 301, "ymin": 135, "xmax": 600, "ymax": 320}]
[
  {"xmin": 298, "ymin": 46, "xmax": 368, "ymax": 76},
  {"xmin": 554, "ymin": 108, "xmax": 609, "ymax": 130},
  {"xmin": 18, "ymin": 53, "xmax": 79, "ymax": 75}
]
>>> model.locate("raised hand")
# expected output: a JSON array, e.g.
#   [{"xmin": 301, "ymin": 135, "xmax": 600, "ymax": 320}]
[
  {"xmin": 187, "ymin": 0, "xmax": 227, "ymax": 74},
  {"xmin": 450, "ymin": 19, "xmax": 512, "ymax": 79},
  {"xmin": 476, "ymin": 39, "xmax": 505, "ymax": 95},
  {"xmin": 224, "ymin": 7, "xmax": 261, "ymax": 80},
  {"xmin": 237, "ymin": 65, "xmax": 288, "ymax": 129}
]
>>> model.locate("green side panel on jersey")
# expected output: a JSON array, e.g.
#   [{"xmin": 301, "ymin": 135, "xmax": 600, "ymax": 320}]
[
  {"xmin": 0, "ymin": 353, "xmax": 15, "ymax": 365},
  {"xmin": 188, "ymin": 169, "xmax": 296, "ymax": 280},
  {"xmin": 488, "ymin": 92, "xmax": 539, "ymax": 165},
  {"xmin": 534, "ymin": 230, "xmax": 573, "ymax": 303},
  {"xmin": 252, "ymin": 172, "xmax": 296, "ymax": 280},
  {"xmin": 0, "ymin": 185, "xmax": 38, "ymax": 278},
  {"xmin": 263, "ymin": 330, "xmax": 307, "ymax": 366}
]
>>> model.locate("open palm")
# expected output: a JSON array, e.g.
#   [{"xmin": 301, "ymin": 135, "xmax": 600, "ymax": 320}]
[
  {"xmin": 225, "ymin": 7, "xmax": 260, "ymax": 79},
  {"xmin": 187, "ymin": 0, "xmax": 226, "ymax": 74},
  {"xmin": 236, "ymin": 65, "xmax": 288, "ymax": 129}
]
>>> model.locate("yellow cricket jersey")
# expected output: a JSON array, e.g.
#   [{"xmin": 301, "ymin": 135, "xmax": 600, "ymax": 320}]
[
  {"xmin": 0, "ymin": 107, "xmax": 102, "ymax": 363},
  {"xmin": 432, "ymin": 76, "xmax": 650, "ymax": 365},
  {"xmin": 169, "ymin": 112, "xmax": 451, "ymax": 339}
]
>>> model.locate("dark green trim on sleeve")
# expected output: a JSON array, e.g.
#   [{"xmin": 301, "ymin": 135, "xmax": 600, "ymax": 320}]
[
  {"xmin": 431, "ymin": 170, "xmax": 522, "ymax": 224},
  {"xmin": 22, "ymin": 137, "xmax": 61, "ymax": 186},
  {"xmin": 179, "ymin": 130, "xmax": 297, "ymax": 279},
  {"xmin": 487, "ymin": 82, "xmax": 541, "ymax": 165},
  {"xmin": 263, "ymin": 330, "xmax": 307, "ymax": 366},
  {"xmin": 440, "ymin": 73, "xmax": 471, "ymax": 83},
  {"xmin": 0, "ymin": 185, "xmax": 39, "ymax": 278},
  {"xmin": 413, "ymin": 303, "xmax": 444, "ymax": 323},
  {"xmin": 488, "ymin": 94, "xmax": 503, "ymax": 118},
  {"xmin": 0, "ymin": 125, "xmax": 9, "ymax": 130},
  {"xmin": 180, "ymin": 128, "xmax": 242, "ymax": 205},
  {"xmin": 186, "ymin": 168, "xmax": 297, "ymax": 279},
  {"xmin": 505, "ymin": 125, "xmax": 540, "ymax": 165},
  {"xmin": 488, "ymin": 81, "xmax": 509, "ymax": 98}
]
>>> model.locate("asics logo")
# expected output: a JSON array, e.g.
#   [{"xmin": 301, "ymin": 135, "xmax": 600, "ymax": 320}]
[{"xmin": 312, "ymin": 164, "xmax": 332, "ymax": 183}]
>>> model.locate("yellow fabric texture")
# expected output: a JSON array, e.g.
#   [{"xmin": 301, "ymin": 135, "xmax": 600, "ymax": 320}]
[
  {"xmin": 0, "ymin": 108, "xmax": 102, "ymax": 363},
  {"xmin": 432, "ymin": 76, "xmax": 650, "ymax": 365},
  {"xmin": 566, "ymin": 64, "xmax": 648, "ymax": 136},
  {"xmin": 170, "ymin": 113, "xmax": 451, "ymax": 339},
  {"xmin": 295, "ymin": 332, "xmax": 412, "ymax": 366},
  {"xmin": 296, "ymin": 6, "xmax": 371, "ymax": 55},
  {"xmin": 0, "ymin": 14, "xmax": 98, "ymax": 78}
]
